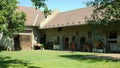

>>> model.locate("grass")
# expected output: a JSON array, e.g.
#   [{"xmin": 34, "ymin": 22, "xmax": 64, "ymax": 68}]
[{"xmin": 0, "ymin": 50, "xmax": 120, "ymax": 68}]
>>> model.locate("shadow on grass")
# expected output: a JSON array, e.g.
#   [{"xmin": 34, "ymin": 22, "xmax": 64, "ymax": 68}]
[
  {"xmin": 28, "ymin": 66, "xmax": 42, "ymax": 68},
  {"xmin": 0, "ymin": 56, "xmax": 42, "ymax": 68},
  {"xmin": 59, "ymin": 54, "xmax": 120, "ymax": 63}
]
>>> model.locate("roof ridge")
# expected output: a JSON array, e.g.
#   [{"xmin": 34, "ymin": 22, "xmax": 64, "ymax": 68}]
[{"xmin": 18, "ymin": 6, "xmax": 42, "ymax": 12}]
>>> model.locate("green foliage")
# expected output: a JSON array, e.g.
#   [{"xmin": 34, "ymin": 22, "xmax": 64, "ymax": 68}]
[
  {"xmin": 43, "ymin": 7, "xmax": 52, "ymax": 18},
  {"xmin": 86, "ymin": 0, "xmax": 120, "ymax": 25},
  {"xmin": 31, "ymin": 0, "xmax": 47, "ymax": 9},
  {"xmin": 31, "ymin": 0, "xmax": 51, "ymax": 18},
  {"xmin": 10, "ymin": 11, "xmax": 26, "ymax": 35},
  {"xmin": 0, "ymin": 0, "xmax": 26, "ymax": 37}
]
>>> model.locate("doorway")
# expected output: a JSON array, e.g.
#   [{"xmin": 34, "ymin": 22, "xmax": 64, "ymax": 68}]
[
  {"xmin": 40, "ymin": 34, "xmax": 46, "ymax": 47},
  {"xmin": 64, "ymin": 37, "xmax": 69, "ymax": 50},
  {"xmin": 14, "ymin": 35, "xmax": 21, "ymax": 50}
]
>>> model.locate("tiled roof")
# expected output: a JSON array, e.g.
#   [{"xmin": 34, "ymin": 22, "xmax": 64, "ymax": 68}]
[
  {"xmin": 17, "ymin": 6, "xmax": 45, "ymax": 26},
  {"xmin": 42, "ymin": 7, "xmax": 94, "ymax": 29}
]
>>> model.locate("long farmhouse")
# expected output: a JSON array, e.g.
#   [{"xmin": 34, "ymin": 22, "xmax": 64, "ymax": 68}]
[{"xmin": 0, "ymin": 6, "xmax": 120, "ymax": 52}]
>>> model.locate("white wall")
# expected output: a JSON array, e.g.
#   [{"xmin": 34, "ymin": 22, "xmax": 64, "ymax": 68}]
[
  {"xmin": 0, "ymin": 35, "xmax": 14, "ymax": 49},
  {"xmin": 44, "ymin": 25, "xmax": 94, "ymax": 50}
]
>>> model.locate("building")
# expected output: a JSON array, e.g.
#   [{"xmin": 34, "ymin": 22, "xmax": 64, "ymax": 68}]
[
  {"xmin": 14, "ymin": 6, "xmax": 45, "ymax": 50},
  {"xmin": 39, "ymin": 7, "xmax": 120, "ymax": 52},
  {"xmin": 0, "ymin": 6, "xmax": 45, "ymax": 50},
  {"xmin": 0, "ymin": 6, "xmax": 120, "ymax": 52}
]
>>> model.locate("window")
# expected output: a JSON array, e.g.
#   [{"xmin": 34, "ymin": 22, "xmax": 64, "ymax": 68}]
[
  {"xmin": 108, "ymin": 31, "xmax": 117, "ymax": 39},
  {"xmin": 107, "ymin": 31, "xmax": 117, "ymax": 43},
  {"xmin": 57, "ymin": 27, "xmax": 62, "ymax": 31}
]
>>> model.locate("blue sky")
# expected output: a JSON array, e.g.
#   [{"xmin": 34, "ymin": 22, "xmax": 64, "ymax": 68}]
[{"xmin": 18, "ymin": 0, "xmax": 92, "ymax": 12}]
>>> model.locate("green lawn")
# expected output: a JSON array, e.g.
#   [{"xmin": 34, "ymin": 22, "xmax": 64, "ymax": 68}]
[{"xmin": 0, "ymin": 50, "xmax": 120, "ymax": 68}]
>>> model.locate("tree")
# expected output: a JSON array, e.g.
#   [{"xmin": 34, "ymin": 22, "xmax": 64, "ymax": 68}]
[
  {"xmin": 31, "ymin": 0, "xmax": 51, "ymax": 18},
  {"xmin": 0, "ymin": 0, "xmax": 26, "ymax": 50},
  {"xmin": 0, "ymin": 0, "xmax": 26, "ymax": 36},
  {"xmin": 86, "ymin": 0, "xmax": 120, "ymax": 26}
]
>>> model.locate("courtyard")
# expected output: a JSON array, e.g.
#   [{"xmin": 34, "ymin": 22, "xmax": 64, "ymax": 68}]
[{"xmin": 0, "ymin": 50, "xmax": 120, "ymax": 68}]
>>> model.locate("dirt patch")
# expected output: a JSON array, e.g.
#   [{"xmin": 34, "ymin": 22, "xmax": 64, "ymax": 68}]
[{"xmin": 96, "ymin": 53, "xmax": 120, "ymax": 59}]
